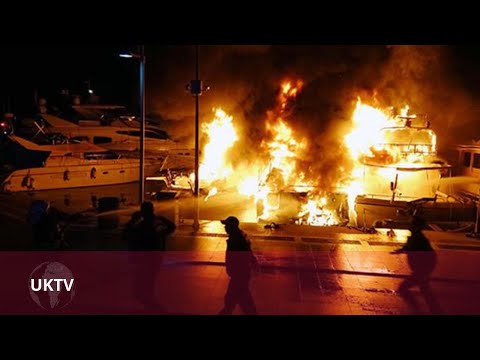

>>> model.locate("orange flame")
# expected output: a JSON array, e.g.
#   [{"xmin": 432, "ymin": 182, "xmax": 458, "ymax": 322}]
[
  {"xmin": 297, "ymin": 197, "xmax": 339, "ymax": 226},
  {"xmin": 197, "ymin": 108, "xmax": 238, "ymax": 200},
  {"xmin": 254, "ymin": 80, "xmax": 333, "ymax": 225},
  {"xmin": 279, "ymin": 80, "xmax": 304, "ymax": 111},
  {"xmin": 342, "ymin": 98, "xmax": 441, "ymax": 225},
  {"xmin": 196, "ymin": 84, "xmax": 443, "ymax": 228}
]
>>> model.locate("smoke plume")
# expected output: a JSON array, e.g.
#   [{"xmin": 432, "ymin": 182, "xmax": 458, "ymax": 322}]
[{"xmin": 148, "ymin": 45, "xmax": 476, "ymax": 190}]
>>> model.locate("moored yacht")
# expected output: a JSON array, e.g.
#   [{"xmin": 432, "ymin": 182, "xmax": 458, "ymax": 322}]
[
  {"xmin": 352, "ymin": 117, "xmax": 475, "ymax": 227},
  {"xmin": 0, "ymin": 135, "xmax": 159, "ymax": 192},
  {"xmin": 30, "ymin": 105, "xmax": 194, "ymax": 157},
  {"xmin": 452, "ymin": 143, "xmax": 480, "ymax": 199}
]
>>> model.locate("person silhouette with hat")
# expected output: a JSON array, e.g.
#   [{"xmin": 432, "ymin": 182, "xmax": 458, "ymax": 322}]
[
  {"xmin": 392, "ymin": 215, "xmax": 442, "ymax": 314},
  {"xmin": 218, "ymin": 216, "xmax": 258, "ymax": 315}
]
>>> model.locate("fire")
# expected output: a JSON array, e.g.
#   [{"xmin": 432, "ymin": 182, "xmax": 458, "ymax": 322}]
[
  {"xmin": 197, "ymin": 108, "xmax": 268, "ymax": 202},
  {"xmin": 197, "ymin": 80, "xmax": 341, "ymax": 226},
  {"xmin": 205, "ymin": 187, "xmax": 218, "ymax": 201},
  {"xmin": 263, "ymin": 81, "xmax": 306, "ymax": 176},
  {"xmin": 342, "ymin": 98, "xmax": 441, "ymax": 225},
  {"xmin": 263, "ymin": 118, "xmax": 305, "ymax": 186},
  {"xmin": 297, "ymin": 198, "xmax": 339, "ymax": 226},
  {"xmin": 195, "ymin": 81, "xmax": 441, "ymax": 228},
  {"xmin": 400, "ymin": 105, "xmax": 409, "ymax": 117},
  {"xmin": 253, "ymin": 80, "xmax": 341, "ymax": 225},
  {"xmin": 199, "ymin": 108, "xmax": 238, "ymax": 184},
  {"xmin": 238, "ymin": 176, "xmax": 259, "ymax": 196},
  {"xmin": 344, "ymin": 99, "xmax": 398, "ymax": 160},
  {"xmin": 193, "ymin": 107, "xmax": 240, "ymax": 200},
  {"xmin": 345, "ymin": 99, "xmax": 436, "ymax": 166},
  {"xmin": 280, "ymin": 80, "xmax": 303, "ymax": 110}
]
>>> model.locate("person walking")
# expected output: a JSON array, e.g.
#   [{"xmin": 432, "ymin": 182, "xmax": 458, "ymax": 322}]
[
  {"xmin": 218, "ymin": 216, "xmax": 258, "ymax": 315},
  {"xmin": 124, "ymin": 201, "xmax": 176, "ymax": 313}
]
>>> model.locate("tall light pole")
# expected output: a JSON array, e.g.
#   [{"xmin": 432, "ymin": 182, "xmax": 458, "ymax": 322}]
[
  {"xmin": 195, "ymin": 46, "xmax": 200, "ymax": 205},
  {"xmin": 188, "ymin": 45, "xmax": 203, "ymax": 230},
  {"xmin": 187, "ymin": 46, "xmax": 210, "ymax": 229},
  {"xmin": 120, "ymin": 45, "xmax": 146, "ymax": 205}
]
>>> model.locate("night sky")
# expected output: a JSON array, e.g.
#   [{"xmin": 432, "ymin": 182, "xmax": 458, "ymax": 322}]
[
  {"xmin": 1, "ymin": 45, "xmax": 140, "ymax": 113},
  {"xmin": 1, "ymin": 45, "xmax": 479, "ymax": 103},
  {"xmin": 2, "ymin": 45, "xmax": 480, "ymax": 144}
]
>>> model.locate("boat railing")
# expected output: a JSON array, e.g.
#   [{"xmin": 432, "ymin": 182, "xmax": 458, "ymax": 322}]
[{"xmin": 375, "ymin": 142, "xmax": 436, "ymax": 155}]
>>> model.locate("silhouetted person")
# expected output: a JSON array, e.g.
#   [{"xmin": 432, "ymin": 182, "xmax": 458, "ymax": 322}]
[
  {"xmin": 125, "ymin": 201, "xmax": 176, "ymax": 251},
  {"xmin": 28, "ymin": 200, "xmax": 70, "ymax": 250},
  {"xmin": 124, "ymin": 201, "xmax": 176, "ymax": 312},
  {"xmin": 219, "ymin": 216, "xmax": 258, "ymax": 315},
  {"xmin": 392, "ymin": 215, "xmax": 442, "ymax": 314}
]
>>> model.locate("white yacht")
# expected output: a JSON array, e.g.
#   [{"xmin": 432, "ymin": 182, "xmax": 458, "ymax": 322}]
[
  {"xmin": 0, "ymin": 135, "xmax": 160, "ymax": 192},
  {"xmin": 453, "ymin": 143, "xmax": 480, "ymax": 199},
  {"xmin": 351, "ymin": 118, "xmax": 472, "ymax": 227},
  {"xmin": 33, "ymin": 105, "xmax": 194, "ymax": 158}
]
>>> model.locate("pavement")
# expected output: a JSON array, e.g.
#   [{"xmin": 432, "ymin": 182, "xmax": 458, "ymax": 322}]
[{"xmin": 2, "ymin": 202, "xmax": 480, "ymax": 314}]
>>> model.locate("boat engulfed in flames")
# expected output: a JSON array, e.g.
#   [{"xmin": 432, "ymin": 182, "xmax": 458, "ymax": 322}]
[{"xmin": 348, "ymin": 111, "xmax": 474, "ymax": 228}]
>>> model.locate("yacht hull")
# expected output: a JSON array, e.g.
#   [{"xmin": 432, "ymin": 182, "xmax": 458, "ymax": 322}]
[
  {"xmin": 1, "ymin": 161, "xmax": 157, "ymax": 193},
  {"xmin": 354, "ymin": 196, "xmax": 477, "ymax": 228}
]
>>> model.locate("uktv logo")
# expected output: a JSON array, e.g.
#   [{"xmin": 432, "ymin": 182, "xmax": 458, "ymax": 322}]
[{"xmin": 28, "ymin": 262, "xmax": 76, "ymax": 310}]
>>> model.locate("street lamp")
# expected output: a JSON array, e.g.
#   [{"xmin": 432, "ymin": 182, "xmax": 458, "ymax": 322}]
[
  {"xmin": 120, "ymin": 46, "xmax": 146, "ymax": 205},
  {"xmin": 187, "ymin": 45, "xmax": 209, "ymax": 230}
]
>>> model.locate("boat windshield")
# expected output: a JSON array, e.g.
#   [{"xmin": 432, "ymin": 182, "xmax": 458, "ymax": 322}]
[
  {"xmin": 84, "ymin": 151, "xmax": 121, "ymax": 160},
  {"xmin": 58, "ymin": 106, "xmax": 131, "ymax": 124}
]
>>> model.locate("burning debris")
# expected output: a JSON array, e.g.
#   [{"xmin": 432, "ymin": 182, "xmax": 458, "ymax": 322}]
[{"xmin": 296, "ymin": 194, "xmax": 348, "ymax": 226}]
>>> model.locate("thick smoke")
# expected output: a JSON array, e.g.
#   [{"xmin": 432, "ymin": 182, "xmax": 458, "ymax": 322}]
[
  {"xmin": 147, "ymin": 45, "xmax": 275, "ymax": 147},
  {"xmin": 373, "ymin": 46, "xmax": 476, "ymax": 155},
  {"xmin": 148, "ymin": 45, "xmax": 476, "ymax": 190}
]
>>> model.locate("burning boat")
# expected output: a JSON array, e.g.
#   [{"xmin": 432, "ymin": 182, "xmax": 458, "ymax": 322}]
[
  {"xmin": 346, "ymin": 104, "xmax": 475, "ymax": 228},
  {"xmin": 248, "ymin": 97, "xmax": 475, "ymax": 227},
  {"xmin": 180, "ymin": 78, "xmax": 476, "ymax": 228}
]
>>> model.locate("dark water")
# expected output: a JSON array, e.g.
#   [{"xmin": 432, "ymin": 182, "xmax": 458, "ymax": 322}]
[
  {"xmin": 0, "ymin": 184, "xmax": 257, "ymax": 222},
  {"xmin": 0, "ymin": 182, "xmax": 141, "ymax": 214}
]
